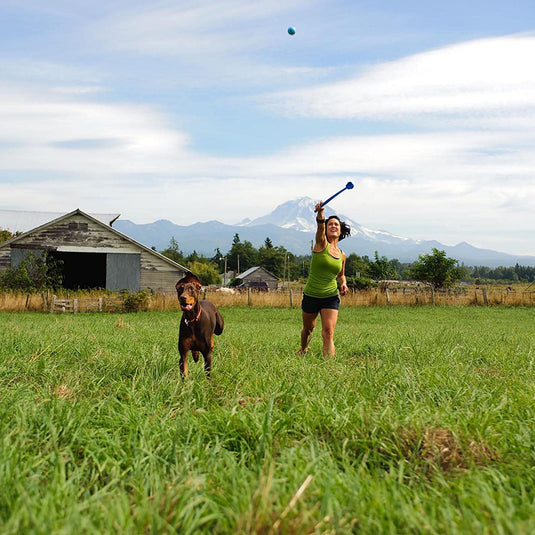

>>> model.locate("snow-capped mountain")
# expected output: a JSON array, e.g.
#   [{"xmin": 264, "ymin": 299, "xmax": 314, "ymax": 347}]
[
  {"xmin": 114, "ymin": 198, "xmax": 535, "ymax": 267},
  {"xmin": 237, "ymin": 198, "xmax": 326, "ymax": 233},
  {"xmin": 238, "ymin": 197, "xmax": 415, "ymax": 246}
]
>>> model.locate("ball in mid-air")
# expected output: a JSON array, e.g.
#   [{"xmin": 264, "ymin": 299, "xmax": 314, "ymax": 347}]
[{"xmin": 288, "ymin": 26, "xmax": 296, "ymax": 35}]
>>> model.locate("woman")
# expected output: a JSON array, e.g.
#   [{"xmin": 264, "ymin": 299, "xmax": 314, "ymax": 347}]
[{"xmin": 299, "ymin": 201, "xmax": 351, "ymax": 357}]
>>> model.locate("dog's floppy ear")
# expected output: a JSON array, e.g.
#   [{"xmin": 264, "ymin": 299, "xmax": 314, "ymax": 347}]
[{"xmin": 176, "ymin": 271, "xmax": 202, "ymax": 293}]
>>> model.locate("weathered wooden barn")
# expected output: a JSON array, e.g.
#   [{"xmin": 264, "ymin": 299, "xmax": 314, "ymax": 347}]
[
  {"xmin": 236, "ymin": 266, "xmax": 279, "ymax": 290},
  {"xmin": 0, "ymin": 209, "xmax": 187, "ymax": 292}
]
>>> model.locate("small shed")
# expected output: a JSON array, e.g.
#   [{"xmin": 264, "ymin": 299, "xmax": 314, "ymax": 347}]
[
  {"xmin": 236, "ymin": 266, "xmax": 279, "ymax": 290},
  {"xmin": 0, "ymin": 209, "xmax": 187, "ymax": 292}
]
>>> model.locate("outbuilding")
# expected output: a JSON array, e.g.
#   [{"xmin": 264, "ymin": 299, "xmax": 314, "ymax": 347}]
[
  {"xmin": 0, "ymin": 209, "xmax": 187, "ymax": 292},
  {"xmin": 235, "ymin": 266, "xmax": 279, "ymax": 291}
]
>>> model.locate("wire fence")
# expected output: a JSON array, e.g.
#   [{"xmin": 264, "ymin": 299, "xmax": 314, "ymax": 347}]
[
  {"xmin": 0, "ymin": 285, "xmax": 533, "ymax": 313},
  {"xmin": 151, "ymin": 285, "xmax": 535, "ymax": 309}
]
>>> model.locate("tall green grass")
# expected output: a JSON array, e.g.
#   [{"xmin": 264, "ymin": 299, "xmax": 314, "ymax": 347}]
[{"xmin": 1, "ymin": 306, "xmax": 535, "ymax": 533}]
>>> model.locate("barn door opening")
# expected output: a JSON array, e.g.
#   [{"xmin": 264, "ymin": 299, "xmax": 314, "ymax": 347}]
[{"xmin": 49, "ymin": 251, "xmax": 106, "ymax": 289}]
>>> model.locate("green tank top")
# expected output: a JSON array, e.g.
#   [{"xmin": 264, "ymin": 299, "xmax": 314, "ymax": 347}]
[{"xmin": 304, "ymin": 244, "xmax": 342, "ymax": 298}]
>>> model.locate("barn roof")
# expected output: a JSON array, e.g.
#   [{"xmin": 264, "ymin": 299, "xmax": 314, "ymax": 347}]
[
  {"xmin": 0, "ymin": 209, "xmax": 120, "ymax": 233},
  {"xmin": 237, "ymin": 266, "xmax": 278, "ymax": 280},
  {"xmin": 0, "ymin": 208, "xmax": 187, "ymax": 272}
]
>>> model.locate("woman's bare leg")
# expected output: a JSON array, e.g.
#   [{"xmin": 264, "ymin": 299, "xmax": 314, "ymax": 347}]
[
  {"xmin": 299, "ymin": 311, "xmax": 318, "ymax": 354},
  {"xmin": 319, "ymin": 308, "xmax": 339, "ymax": 357}
]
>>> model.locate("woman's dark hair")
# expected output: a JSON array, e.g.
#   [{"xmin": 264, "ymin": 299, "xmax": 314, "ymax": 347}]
[{"xmin": 326, "ymin": 215, "xmax": 351, "ymax": 241}]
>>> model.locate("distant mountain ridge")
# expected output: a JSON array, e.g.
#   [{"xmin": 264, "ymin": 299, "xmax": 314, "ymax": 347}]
[{"xmin": 113, "ymin": 198, "xmax": 535, "ymax": 268}]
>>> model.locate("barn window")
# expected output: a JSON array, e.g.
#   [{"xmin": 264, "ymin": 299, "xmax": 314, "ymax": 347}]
[{"xmin": 68, "ymin": 222, "xmax": 88, "ymax": 231}]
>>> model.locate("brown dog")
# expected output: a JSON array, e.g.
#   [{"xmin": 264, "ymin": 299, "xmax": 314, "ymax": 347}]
[{"xmin": 176, "ymin": 272, "xmax": 224, "ymax": 379}]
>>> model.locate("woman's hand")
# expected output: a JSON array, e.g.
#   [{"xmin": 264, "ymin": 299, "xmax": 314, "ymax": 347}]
[
  {"xmin": 338, "ymin": 262, "xmax": 348, "ymax": 296},
  {"xmin": 315, "ymin": 202, "xmax": 324, "ymax": 218}
]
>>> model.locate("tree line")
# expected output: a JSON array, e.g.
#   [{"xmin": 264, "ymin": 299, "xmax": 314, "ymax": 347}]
[
  {"xmin": 1, "ymin": 227, "xmax": 534, "ymax": 292},
  {"xmin": 157, "ymin": 234, "xmax": 535, "ymax": 288}
]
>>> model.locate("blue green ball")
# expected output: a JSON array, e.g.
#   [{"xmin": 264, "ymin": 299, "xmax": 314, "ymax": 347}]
[{"xmin": 288, "ymin": 26, "xmax": 296, "ymax": 35}]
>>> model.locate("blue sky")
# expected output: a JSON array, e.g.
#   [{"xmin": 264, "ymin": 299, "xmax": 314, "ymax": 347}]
[{"xmin": 1, "ymin": 0, "xmax": 535, "ymax": 255}]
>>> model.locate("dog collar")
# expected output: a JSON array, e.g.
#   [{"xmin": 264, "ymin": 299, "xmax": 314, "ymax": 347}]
[{"xmin": 184, "ymin": 305, "xmax": 203, "ymax": 326}]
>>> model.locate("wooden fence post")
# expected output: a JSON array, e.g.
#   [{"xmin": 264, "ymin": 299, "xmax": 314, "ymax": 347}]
[
  {"xmin": 482, "ymin": 288, "xmax": 488, "ymax": 306},
  {"xmin": 289, "ymin": 289, "xmax": 294, "ymax": 308},
  {"xmin": 248, "ymin": 288, "xmax": 252, "ymax": 306},
  {"xmin": 431, "ymin": 287, "xmax": 435, "ymax": 306}
]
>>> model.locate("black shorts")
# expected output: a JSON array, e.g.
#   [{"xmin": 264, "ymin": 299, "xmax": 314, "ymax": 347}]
[{"xmin": 301, "ymin": 293, "xmax": 340, "ymax": 314}]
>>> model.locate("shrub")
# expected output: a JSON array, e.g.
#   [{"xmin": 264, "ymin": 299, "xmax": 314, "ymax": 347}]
[
  {"xmin": 186, "ymin": 261, "xmax": 222, "ymax": 286},
  {"xmin": 0, "ymin": 251, "xmax": 62, "ymax": 292},
  {"xmin": 347, "ymin": 275, "xmax": 376, "ymax": 290},
  {"xmin": 123, "ymin": 290, "xmax": 150, "ymax": 312}
]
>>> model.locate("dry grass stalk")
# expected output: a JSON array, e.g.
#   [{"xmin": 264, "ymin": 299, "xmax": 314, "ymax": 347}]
[
  {"xmin": 0, "ymin": 292, "xmax": 46, "ymax": 312},
  {"xmin": 272, "ymin": 474, "xmax": 314, "ymax": 531},
  {"xmin": 0, "ymin": 285, "xmax": 533, "ymax": 312}
]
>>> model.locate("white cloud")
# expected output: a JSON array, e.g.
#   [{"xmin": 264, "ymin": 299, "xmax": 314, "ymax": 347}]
[
  {"xmin": 262, "ymin": 34, "xmax": 535, "ymax": 121},
  {"xmin": 0, "ymin": 86, "xmax": 196, "ymax": 173}
]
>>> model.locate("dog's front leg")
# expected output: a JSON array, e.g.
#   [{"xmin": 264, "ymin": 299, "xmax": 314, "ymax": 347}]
[
  {"xmin": 179, "ymin": 348, "xmax": 189, "ymax": 379},
  {"xmin": 202, "ymin": 350, "xmax": 212, "ymax": 379}
]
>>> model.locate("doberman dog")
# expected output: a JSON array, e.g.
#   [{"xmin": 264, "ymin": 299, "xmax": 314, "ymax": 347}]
[{"xmin": 176, "ymin": 272, "xmax": 224, "ymax": 379}]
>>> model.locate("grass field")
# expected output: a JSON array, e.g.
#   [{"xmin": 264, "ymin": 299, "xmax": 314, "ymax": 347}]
[{"xmin": 1, "ymin": 306, "xmax": 535, "ymax": 533}]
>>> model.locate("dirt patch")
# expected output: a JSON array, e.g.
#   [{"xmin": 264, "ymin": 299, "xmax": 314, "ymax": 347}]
[
  {"xmin": 474, "ymin": 367, "xmax": 502, "ymax": 377},
  {"xmin": 54, "ymin": 383, "xmax": 74, "ymax": 400},
  {"xmin": 400, "ymin": 426, "xmax": 498, "ymax": 472},
  {"xmin": 238, "ymin": 397, "xmax": 263, "ymax": 408}
]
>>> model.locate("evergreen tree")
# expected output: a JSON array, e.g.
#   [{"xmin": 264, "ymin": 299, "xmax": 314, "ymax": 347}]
[
  {"xmin": 160, "ymin": 237, "xmax": 183, "ymax": 263},
  {"xmin": 228, "ymin": 240, "xmax": 258, "ymax": 274}
]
